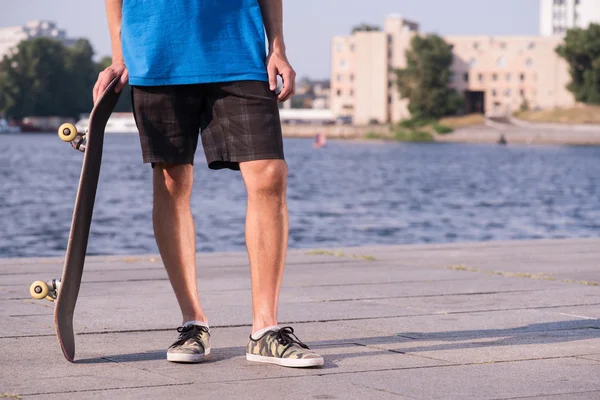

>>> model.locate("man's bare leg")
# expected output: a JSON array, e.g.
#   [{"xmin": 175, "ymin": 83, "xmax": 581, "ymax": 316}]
[
  {"xmin": 153, "ymin": 163, "xmax": 208, "ymax": 325},
  {"xmin": 240, "ymin": 160, "xmax": 288, "ymax": 334}
]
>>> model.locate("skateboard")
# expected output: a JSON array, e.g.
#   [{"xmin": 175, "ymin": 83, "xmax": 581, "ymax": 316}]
[{"xmin": 29, "ymin": 77, "xmax": 122, "ymax": 362}]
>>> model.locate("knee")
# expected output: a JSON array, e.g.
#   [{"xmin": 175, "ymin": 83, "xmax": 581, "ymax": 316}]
[
  {"xmin": 244, "ymin": 160, "xmax": 287, "ymax": 197},
  {"xmin": 153, "ymin": 163, "xmax": 193, "ymax": 198}
]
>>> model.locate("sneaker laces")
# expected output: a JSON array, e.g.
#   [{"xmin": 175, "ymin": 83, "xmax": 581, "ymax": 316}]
[
  {"xmin": 274, "ymin": 326, "xmax": 310, "ymax": 349},
  {"xmin": 170, "ymin": 324, "xmax": 209, "ymax": 348}
]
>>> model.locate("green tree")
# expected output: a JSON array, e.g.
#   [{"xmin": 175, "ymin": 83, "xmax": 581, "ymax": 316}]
[
  {"xmin": 394, "ymin": 34, "xmax": 464, "ymax": 119},
  {"xmin": 64, "ymin": 39, "xmax": 98, "ymax": 117},
  {"xmin": 0, "ymin": 38, "xmax": 132, "ymax": 119},
  {"xmin": 352, "ymin": 23, "xmax": 381, "ymax": 33},
  {"xmin": 556, "ymin": 23, "xmax": 600, "ymax": 104},
  {"xmin": 0, "ymin": 38, "xmax": 70, "ymax": 119}
]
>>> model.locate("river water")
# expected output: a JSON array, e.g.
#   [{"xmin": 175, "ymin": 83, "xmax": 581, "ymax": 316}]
[{"xmin": 1, "ymin": 133, "xmax": 599, "ymax": 258}]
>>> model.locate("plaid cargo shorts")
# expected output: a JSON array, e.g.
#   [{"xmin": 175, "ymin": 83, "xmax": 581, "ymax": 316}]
[{"xmin": 131, "ymin": 81, "xmax": 284, "ymax": 170}]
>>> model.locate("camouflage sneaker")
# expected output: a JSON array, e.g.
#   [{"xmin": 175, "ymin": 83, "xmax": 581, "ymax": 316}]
[
  {"xmin": 246, "ymin": 326, "xmax": 324, "ymax": 368},
  {"xmin": 167, "ymin": 324, "xmax": 211, "ymax": 363}
]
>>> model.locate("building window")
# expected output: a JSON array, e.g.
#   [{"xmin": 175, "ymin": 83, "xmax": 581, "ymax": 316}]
[
  {"xmin": 336, "ymin": 42, "xmax": 344, "ymax": 52},
  {"xmin": 350, "ymin": 74, "xmax": 354, "ymax": 82},
  {"xmin": 526, "ymin": 58, "xmax": 534, "ymax": 67},
  {"xmin": 491, "ymin": 89, "xmax": 497, "ymax": 97},
  {"xmin": 387, "ymin": 34, "xmax": 393, "ymax": 43},
  {"xmin": 520, "ymin": 89, "xmax": 525, "ymax": 96},
  {"xmin": 473, "ymin": 42, "xmax": 479, "ymax": 50},
  {"xmin": 492, "ymin": 73, "xmax": 498, "ymax": 81},
  {"xmin": 340, "ymin": 59, "xmax": 348, "ymax": 69},
  {"xmin": 463, "ymin": 72, "xmax": 469, "ymax": 82},
  {"xmin": 350, "ymin": 90, "xmax": 354, "ymax": 97},
  {"xmin": 388, "ymin": 80, "xmax": 393, "ymax": 88},
  {"xmin": 337, "ymin": 74, "xmax": 342, "ymax": 82},
  {"xmin": 504, "ymin": 89, "xmax": 511, "ymax": 97},
  {"xmin": 528, "ymin": 42, "xmax": 536, "ymax": 50},
  {"xmin": 520, "ymin": 73, "xmax": 525, "ymax": 81},
  {"xmin": 350, "ymin": 44, "xmax": 355, "ymax": 52},
  {"xmin": 478, "ymin": 73, "xmax": 484, "ymax": 82},
  {"xmin": 388, "ymin": 95, "xmax": 392, "ymax": 104},
  {"xmin": 337, "ymin": 89, "xmax": 342, "ymax": 96},
  {"xmin": 506, "ymin": 73, "xmax": 511, "ymax": 81},
  {"xmin": 449, "ymin": 72, "xmax": 456, "ymax": 83},
  {"xmin": 469, "ymin": 58, "xmax": 478, "ymax": 68},
  {"xmin": 499, "ymin": 42, "xmax": 507, "ymax": 50},
  {"xmin": 496, "ymin": 56, "xmax": 506, "ymax": 68}
]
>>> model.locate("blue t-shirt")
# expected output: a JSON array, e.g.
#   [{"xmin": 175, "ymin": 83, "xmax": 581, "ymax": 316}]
[{"xmin": 121, "ymin": 0, "xmax": 268, "ymax": 86}]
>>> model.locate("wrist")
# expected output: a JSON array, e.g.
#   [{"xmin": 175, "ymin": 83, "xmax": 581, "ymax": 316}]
[
  {"xmin": 269, "ymin": 37, "xmax": 286, "ymax": 55},
  {"xmin": 112, "ymin": 56, "xmax": 125, "ymax": 65}
]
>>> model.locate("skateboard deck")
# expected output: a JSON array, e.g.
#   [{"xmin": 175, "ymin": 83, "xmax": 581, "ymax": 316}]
[{"xmin": 29, "ymin": 77, "xmax": 121, "ymax": 362}]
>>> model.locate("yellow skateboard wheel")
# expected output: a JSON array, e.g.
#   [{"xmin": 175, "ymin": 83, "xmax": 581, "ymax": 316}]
[
  {"xmin": 58, "ymin": 123, "xmax": 78, "ymax": 142},
  {"xmin": 30, "ymin": 280, "xmax": 49, "ymax": 300}
]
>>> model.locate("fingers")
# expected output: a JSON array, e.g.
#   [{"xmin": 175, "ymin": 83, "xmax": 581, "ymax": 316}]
[
  {"xmin": 93, "ymin": 70, "xmax": 112, "ymax": 104},
  {"xmin": 278, "ymin": 66, "xmax": 296, "ymax": 102},
  {"xmin": 115, "ymin": 69, "xmax": 129, "ymax": 93},
  {"xmin": 268, "ymin": 64, "xmax": 278, "ymax": 92},
  {"xmin": 93, "ymin": 66, "xmax": 128, "ymax": 102},
  {"xmin": 92, "ymin": 72, "xmax": 103, "ymax": 104}
]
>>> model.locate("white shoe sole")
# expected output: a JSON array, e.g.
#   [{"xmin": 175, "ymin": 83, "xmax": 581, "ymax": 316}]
[
  {"xmin": 246, "ymin": 353, "xmax": 324, "ymax": 368},
  {"xmin": 167, "ymin": 347, "xmax": 211, "ymax": 363}
]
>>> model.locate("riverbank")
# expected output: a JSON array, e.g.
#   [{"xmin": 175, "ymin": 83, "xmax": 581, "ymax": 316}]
[
  {"xmin": 2, "ymin": 238, "xmax": 600, "ymax": 398},
  {"xmin": 515, "ymin": 105, "xmax": 600, "ymax": 125},
  {"xmin": 286, "ymin": 113, "xmax": 600, "ymax": 145}
]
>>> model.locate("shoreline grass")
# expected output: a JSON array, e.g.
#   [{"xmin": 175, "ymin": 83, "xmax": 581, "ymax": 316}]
[{"xmin": 514, "ymin": 105, "xmax": 600, "ymax": 124}]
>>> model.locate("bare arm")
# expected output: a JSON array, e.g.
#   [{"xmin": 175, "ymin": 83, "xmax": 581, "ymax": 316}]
[
  {"xmin": 258, "ymin": 0, "xmax": 284, "ymax": 54},
  {"xmin": 106, "ymin": 0, "xmax": 124, "ymax": 63},
  {"xmin": 93, "ymin": 0, "xmax": 128, "ymax": 103},
  {"xmin": 257, "ymin": 0, "xmax": 295, "ymax": 101}
]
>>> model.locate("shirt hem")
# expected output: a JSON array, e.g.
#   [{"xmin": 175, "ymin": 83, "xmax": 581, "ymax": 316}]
[{"xmin": 129, "ymin": 72, "xmax": 268, "ymax": 86}]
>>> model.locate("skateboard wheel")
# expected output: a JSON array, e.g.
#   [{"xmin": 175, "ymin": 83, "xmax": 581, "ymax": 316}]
[
  {"xmin": 58, "ymin": 123, "xmax": 78, "ymax": 142},
  {"xmin": 30, "ymin": 280, "xmax": 49, "ymax": 300}
]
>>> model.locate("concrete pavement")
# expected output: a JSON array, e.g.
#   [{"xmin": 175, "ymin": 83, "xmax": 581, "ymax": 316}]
[{"xmin": 1, "ymin": 238, "xmax": 600, "ymax": 399}]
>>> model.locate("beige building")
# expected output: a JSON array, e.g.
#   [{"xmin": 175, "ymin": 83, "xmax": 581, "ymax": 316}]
[
  {"xmin": 331, "ymin": 15, "xmax": 575, "ymax": 125},
  {"xmin": 447, "ymin": 35, "xmax": 572, "ymax": 115}
]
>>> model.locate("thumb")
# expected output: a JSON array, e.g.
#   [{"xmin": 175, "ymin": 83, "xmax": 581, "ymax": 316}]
[{"xmin": 268, "ymin": 65, "xmax": 277, "ymax": 91}]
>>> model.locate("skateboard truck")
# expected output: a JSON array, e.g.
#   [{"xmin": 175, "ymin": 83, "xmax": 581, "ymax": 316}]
[
  {"xmin": 30, "ymin": 279, "xmax": 61, "ymax": 302},
  {"xmin": 58, "ymin": 123, "xmax": 87, "ymax": 152}
]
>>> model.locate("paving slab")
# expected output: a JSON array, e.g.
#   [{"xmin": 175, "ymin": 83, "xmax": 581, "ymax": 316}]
[{"xmin": 2, "ymin": 238, "xmax": 600, "ymax": 399}]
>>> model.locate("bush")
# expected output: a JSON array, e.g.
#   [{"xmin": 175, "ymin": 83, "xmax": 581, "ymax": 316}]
[
  {"xmin": 365, "ymin": 131, "xmax": 383, "ymax": 139},
  {"xmin": 432, "ymin": 122, "xmax": 454, "ymax": 134},
  {"xmin": 393, "ymin": 129, "xmax": 434, "ymax": 142},
  {"xmin": 398, "ymin": 116, "xmax": 433, "ymax": 129}
]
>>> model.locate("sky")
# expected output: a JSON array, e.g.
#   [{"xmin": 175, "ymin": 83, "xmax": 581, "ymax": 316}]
[{"xmin": 2, "ymin": 0, "xmax": 540, "ymax": 80}]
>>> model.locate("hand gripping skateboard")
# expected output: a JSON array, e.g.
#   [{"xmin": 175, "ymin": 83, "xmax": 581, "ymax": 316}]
[{"xmin": 29, "ymin": 77, "xmax": 122, "ymax": 362}]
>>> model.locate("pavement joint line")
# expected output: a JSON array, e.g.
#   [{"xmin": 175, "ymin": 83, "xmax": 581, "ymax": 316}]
[
  {"xmin": 352, "ymin": 382, "xmax": 412, "ymax": 398},
  {"xmin": 0, "ymin": 276, "xmax": 475, "ymax": 291},
  {"xmin": 23, "ymin": 382, "xmax": 193, "ymax": 398},
  {"xmin": 574, "ymin": 355, "xmax": 600, "ymax": 362},
  {"xmin": 490, "ymin": 389, "xmax": 600, "ymax": 400},
  {"xmin": 4, "ymin": 306, "xmax": 600, "ymax": 339},
  {"xmin": 0, "ymin": 258, "xmax": 366, "ymax": 275},
  {"xmin": 6, "ymin": 285, "xmax": 535, "ymax": 303},
  {"xmin": 316, "ymin": 289, "xmax": 546, "ymax": 303}
]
